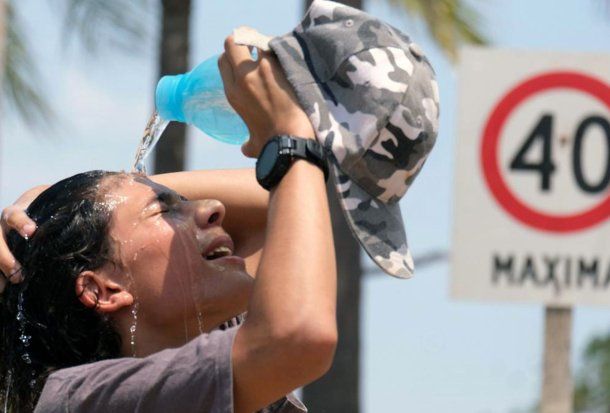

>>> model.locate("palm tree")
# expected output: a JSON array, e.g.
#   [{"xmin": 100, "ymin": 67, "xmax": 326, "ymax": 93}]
[
  {"xmin": 2, "ymin": 0, "xmax": 152, "ymax": 128},
  {"xmin": 153, "ymin": 0, "xmax": 191, "ymax": 174},
  {"xmin": 0, "ymin": 0, "xmax": 189, "ymax": 178},
  {"xmin": 300, "ymin": 1, "xmax": 485, "ymax": 412},
  {"xmin": 574, "ymin": 333, "xmax": 610, "ymax": 412},
  {"xmin": 1, "ymin": 0, "xmax": 53, "ymax": 128}
]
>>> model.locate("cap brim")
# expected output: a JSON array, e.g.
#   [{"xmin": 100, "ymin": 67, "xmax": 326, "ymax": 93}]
[{"xmin": 329, "ymin": 160, "xmax": 414, "ymax": 279}]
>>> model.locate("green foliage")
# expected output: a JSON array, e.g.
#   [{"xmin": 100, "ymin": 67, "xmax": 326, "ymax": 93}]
[
  {"xmin": 574, "ymin": 332, "xmax": 610, "ymax": 412},
  {"xmin": 1, "ymin": 0, "xmax": 151, "ymax": 128},
  {"xmin": 386, "ymin": 0, "xmax": 488, "ymax": 61},
  {"xmin": 59, "ymin": 0, "xmax": 151, "ymax": 53},
  {"xmin": 2, "ymin": 0, "xmax": 54, "ymax": 127},
  {"xmin": 2, "ymin": 0, "xmax": 488, "ymax": 129}
]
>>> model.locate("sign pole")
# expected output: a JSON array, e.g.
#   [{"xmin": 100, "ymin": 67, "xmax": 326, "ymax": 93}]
[
  {"xmin": 455, "ymin": 48, "xmax": 610, "ymax": 412},
  {"xmin": 541, "ymin": 307, "xmax": 573, "ymax": 413}
]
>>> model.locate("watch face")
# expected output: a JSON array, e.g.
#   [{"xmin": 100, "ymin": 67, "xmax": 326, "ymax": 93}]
[{"xmin": 257, "ymin": 140, "xmax": 279, "ymax": 179}]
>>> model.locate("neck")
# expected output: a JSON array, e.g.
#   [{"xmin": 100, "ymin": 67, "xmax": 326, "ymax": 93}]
[{"xmin": 115, "ymin": 308, "xmax": 242, "ymax": 357}]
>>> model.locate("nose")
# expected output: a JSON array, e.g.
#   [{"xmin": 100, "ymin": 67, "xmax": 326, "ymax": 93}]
[{"xmin": 193, "ymin": 199, "xmax": 226, "ymax": 229}]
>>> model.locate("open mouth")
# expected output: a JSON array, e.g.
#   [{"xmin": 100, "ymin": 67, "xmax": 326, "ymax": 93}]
[
  {"xmin": 201, "ymin": 235, "xmax": 235, "ymax": 261},
  {"xmin": 203, "ymin": 246, "xmax": 233, "ymax": 260}
]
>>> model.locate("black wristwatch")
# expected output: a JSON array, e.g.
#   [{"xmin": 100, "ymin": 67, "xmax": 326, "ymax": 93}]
[{"xmin": 255, "ymin": 135, "xmax": 329, "ymax": 191}]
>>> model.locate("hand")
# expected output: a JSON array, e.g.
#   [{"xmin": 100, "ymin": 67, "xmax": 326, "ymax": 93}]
[
  {"xmin": 218, "ymin": 35, "xmax": 315, "ymax": 158},
  {"xmin": 0, "ymin": 185, "xmax": 47, "ymax": 291}
]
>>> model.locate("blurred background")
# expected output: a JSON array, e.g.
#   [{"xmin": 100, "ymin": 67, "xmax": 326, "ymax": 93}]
[{"xmin": 1, "ymin": 0, "xmax": 610, "ymax": 412}]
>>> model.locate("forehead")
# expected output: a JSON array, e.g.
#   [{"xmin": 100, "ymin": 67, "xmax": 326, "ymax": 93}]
[{"xmin": 99, "ymin": 174, "xmax": 169, "ymax": 216}]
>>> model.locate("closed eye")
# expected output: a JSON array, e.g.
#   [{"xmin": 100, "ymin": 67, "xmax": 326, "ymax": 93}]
[
  {"xmin": 157, "ymin": 191, "xmax": 184, "ymax": 214},
  {"xmin": 143, "ymin": 190, "xmax": 184, "ymax": 217}
]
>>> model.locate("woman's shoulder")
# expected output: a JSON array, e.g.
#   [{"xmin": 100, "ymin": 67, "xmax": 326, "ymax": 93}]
[
  {"xmin": 35, "ymin": 327, "xmax": 239, "ymax": 413},
  {"xmin": 35, "ymin": 326, "xmax": 307, "ymax": 413}
]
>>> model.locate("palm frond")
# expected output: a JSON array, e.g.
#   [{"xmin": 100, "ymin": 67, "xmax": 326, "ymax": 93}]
[
  {"xmin": 387, "ymin": 0, "xmax": 488, "ymax": 61},
  {"xmin": 59, "ymin": 0, "xmax": 153, "ymax": 54},
  {"xmin": 573, "ymin": 332, "xmax": 610, "ymax": 412},
  {"xmin": 2, "ymin": 0, "xmax": 54, "ymax": 127}
]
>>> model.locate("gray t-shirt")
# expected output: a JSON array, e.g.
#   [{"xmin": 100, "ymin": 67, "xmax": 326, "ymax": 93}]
[{"xmin": 34, "ymin": 327, "xmax": 306, "ymax": 413}]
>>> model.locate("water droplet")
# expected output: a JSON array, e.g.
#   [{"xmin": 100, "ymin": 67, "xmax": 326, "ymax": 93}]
[
  {"xmin": 130, "ymin": 301, "xmax": 139, "ymax": 357},
  {"xmin": 19, "ymin": 333, "xmax": 31, "ymax": 346},
  {"xmin": 16, "ymin": 291, "xmax": 33, "ymax": 364},
  {"xmin": 4, "ymin": 371, "xmax": 12, "ymax": 413},
  {"xmin": 197, "ymin": 311, "xmax": 204, "ymax": 335}
]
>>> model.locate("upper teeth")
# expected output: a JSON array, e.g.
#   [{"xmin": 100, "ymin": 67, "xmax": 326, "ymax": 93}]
[{"xmin": 206, "ymin": 246, "xmax": 232, "ymax": 259}]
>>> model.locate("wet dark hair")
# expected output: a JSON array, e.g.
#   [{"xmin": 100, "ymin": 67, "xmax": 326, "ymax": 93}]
[{"xmin": 0, "ymin": 170, "xmax": 124, "ymax": 412}]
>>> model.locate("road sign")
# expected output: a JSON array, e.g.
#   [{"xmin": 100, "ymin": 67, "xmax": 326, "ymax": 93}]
[{"xmin": 452, "ymin": 47, "xmax": 610, "ymax": 307}]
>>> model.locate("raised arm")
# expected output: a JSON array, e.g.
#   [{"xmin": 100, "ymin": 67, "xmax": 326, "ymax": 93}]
[
  {"xmin": 218, "ymin": 37, "xmax": 337, "ymax": 413},
  {"xmin": 0, "ymin": 170, "xmax": 269, "ymax": 280}
]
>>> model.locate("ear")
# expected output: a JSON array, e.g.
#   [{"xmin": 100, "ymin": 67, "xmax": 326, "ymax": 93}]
[{"xmin": 76, "ymin": 270, "xmax": 134, "ymax": 314}]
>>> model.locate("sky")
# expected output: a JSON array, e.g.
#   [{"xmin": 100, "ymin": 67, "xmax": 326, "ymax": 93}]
[{"xmin": 2, "ymin": 0, "xmax": 610, "ymax": 412}]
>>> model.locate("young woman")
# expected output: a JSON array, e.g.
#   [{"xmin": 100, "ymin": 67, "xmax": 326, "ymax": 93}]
[{"xmin": 0, "ymin": 37, "xmax": 337, "ymax": 412}]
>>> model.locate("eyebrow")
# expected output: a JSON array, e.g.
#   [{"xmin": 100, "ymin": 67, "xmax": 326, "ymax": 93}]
[
  {"xmin": 144, "ymin": 191, "xmax": 172, "ymax": 209},
  {"xmin": 157, "ymin": 191, "xmax": 175, "ymax": 204},
  {"xmin": 145, "ymin": 191, "xmax": 187, "ymax": 208}
]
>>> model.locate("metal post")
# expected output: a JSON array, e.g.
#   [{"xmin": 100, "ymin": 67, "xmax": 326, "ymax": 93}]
[{"xmin": 541, "ymin": 307, "xmax": 573, "ymax": 413}]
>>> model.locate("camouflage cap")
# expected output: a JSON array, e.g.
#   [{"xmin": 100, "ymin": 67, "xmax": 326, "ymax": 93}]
[{"xmin": 239, "ymin": 0, "xmax": 440, "ymax": 278}]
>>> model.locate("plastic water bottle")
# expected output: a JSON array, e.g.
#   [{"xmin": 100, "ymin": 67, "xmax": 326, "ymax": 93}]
[{"xmin": 155, "ymin": 55, "xmax": 249, "ymax": 145}]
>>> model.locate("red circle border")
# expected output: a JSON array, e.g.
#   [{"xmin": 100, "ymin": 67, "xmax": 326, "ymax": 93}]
[{"xmin": 481, "ymin": 71, "xmax": 610, "ymax": 233}]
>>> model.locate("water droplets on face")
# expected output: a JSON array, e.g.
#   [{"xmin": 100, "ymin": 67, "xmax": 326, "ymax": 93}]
[
  {"xmin": 172, "ymin": 227, "xmax": 206, "ymax": 341},
  {"xmin": 109, "ymin": 233, "xmax": 141, "ymax": 357},
  {"xmin": 99, "ymin": 193, "xmax": 129, "ymax": 212},
  {"xmin": 128, "ymin": 114, "xmax": 207, "ymax": 354}
]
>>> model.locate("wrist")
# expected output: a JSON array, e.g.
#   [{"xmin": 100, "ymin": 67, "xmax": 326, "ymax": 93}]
[
  {"xmin": 265, "ymin": 118, "xmax": 315, "ymax": 141},
  {"xmin": 270, "ymin": 159, "xmax": 325, "ymax": 194}
]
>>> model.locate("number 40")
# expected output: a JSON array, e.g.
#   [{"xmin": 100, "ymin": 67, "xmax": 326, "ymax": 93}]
[{"xmin": 509, "ymin": 114, "xmax": 610, "ymax": 194}]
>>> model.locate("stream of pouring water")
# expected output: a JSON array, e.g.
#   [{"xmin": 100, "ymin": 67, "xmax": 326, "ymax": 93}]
[{"xmin": 132, "ymin": 111, "xmax": 170, "ymax": 174}]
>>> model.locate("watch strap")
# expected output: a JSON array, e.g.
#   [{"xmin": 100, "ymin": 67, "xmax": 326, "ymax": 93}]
[{"xmin": 286, "ymin": 137, "xmax": 329, "ymax": 182}]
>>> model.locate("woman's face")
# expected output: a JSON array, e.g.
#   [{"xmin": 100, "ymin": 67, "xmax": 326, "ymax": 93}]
[{"xmin": 100, "ymin": 174, "xmax": 253, "ymax": 334}]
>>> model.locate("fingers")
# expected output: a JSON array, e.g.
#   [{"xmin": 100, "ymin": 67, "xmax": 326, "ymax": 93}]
[
  {"xmin": 224, "ymin": 35, "xmax": 255, "ymax": 71},
  {"xmin": 0, "ymin": 233, "xmax": 22, "ymax": 285},
  {"xmin": 0, "ymin": 206, "xmax": 34, "ymax": 286},
  {"xmin": 0, "ymin": 186, "xmax": 45, "ymax": 290},
  {"xmin": 2, "ymin": 206, "xmax": 36, "ymax": 238},
  {"xmin": 218, "ymin": 53, "xmax": 236, "ymax": 98}
]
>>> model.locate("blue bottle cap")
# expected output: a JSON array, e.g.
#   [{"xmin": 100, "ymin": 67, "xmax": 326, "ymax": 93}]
[{"xmin": 155, "ymin": 74, "xmax": 186, "ymax": 122}]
